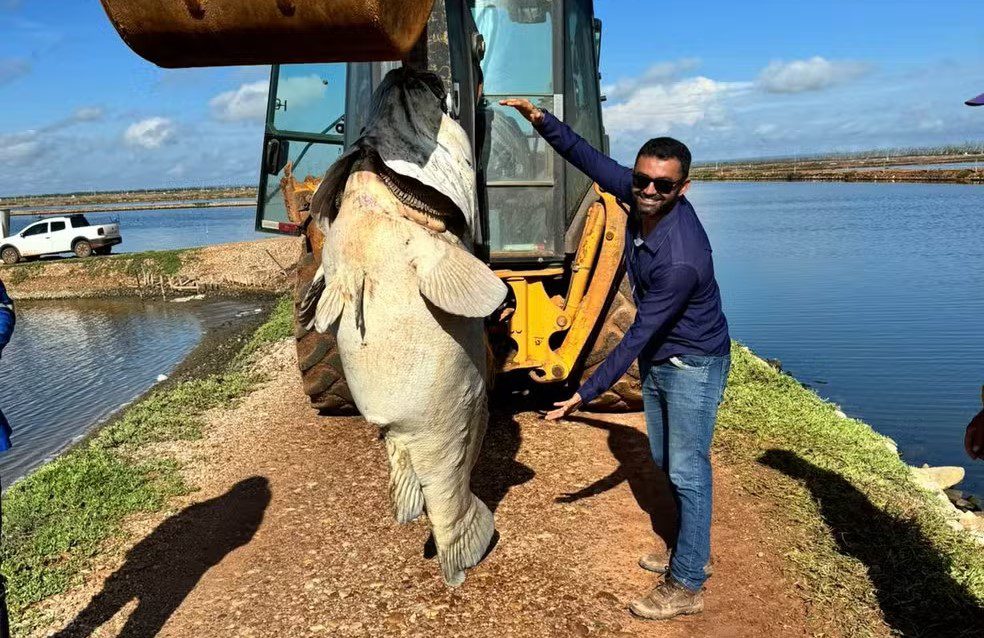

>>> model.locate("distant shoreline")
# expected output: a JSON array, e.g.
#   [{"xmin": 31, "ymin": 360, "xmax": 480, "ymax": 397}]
[
  {"xmin": 6, "ymin": 198, "xmax": 256, "ymax": 217},
  {"xmin": 691, "ymin": 152, "xmax": 984, "ymax": 184},
  {"xmin": 0, "ymin": 186, "xmax": 257, "ymax": 213}
]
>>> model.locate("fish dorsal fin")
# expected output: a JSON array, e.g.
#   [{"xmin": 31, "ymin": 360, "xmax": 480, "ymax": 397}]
[{"xmin": 409, "ymin": 235, "xmax": 506, "ymax": 318}]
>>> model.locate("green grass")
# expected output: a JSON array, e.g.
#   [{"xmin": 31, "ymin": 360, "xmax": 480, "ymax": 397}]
[
  {"xmin": 232, "ymin": 296, "xmax": 294, "ymax": 366},
  {"xmin": 1, "ymin": 261, "xmax": 44, "ymax": 285},
  {"xmin": 0, "ymin": 296, "xmax": 292, "ymax": 630},
  {"xmin": 90, "ymin": 248, "xmax": 191, "ymax": 277},
  {"xmin": 716, "ymin": 344, "xmax": 984, "ymax": 636}
]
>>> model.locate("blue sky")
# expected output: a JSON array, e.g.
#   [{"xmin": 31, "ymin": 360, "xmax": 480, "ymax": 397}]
[{"xmin": 1, "ymin": 1, "xmax": 983, "ymax": 195}]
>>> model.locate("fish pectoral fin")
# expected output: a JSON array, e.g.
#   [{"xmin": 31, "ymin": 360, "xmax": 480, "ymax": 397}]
[
  {"xmin": 298, "ymin": 263, "xmax": 326, "ymax": 330},
  {"xmin": 312, "ymin": 263, "xmax": 365, "ymax": 334},
  {"xmin": 410, "ymin": 237, "xmax": 507, "ymax": 318},
  {"xmin": 385, "ymin": 437, "xmax": 424, "ymax": 524}
]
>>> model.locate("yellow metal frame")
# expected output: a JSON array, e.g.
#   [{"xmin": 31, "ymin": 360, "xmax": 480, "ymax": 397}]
[{"xmin": 494, "ymin": 186, "xmax": 626, "ymax": 382}]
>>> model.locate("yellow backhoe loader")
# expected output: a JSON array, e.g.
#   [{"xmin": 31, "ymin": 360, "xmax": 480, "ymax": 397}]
[{"xmin": 100, "ymin": 0, "xmax": 642, "ymax": 413}]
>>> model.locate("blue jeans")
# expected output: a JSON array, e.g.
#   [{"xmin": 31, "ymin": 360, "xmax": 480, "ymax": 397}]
[{"xmin": 641, "ymin": 353, "xmax": 730, "ymax": 591}]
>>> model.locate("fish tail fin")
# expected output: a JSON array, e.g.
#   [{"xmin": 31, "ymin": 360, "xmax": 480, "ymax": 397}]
[
  {"xmin": 385, "ymin": 436, "xmax": 424, "ymax": 524},
  {"xmin": 436, "ymin": 495, "xmax": 495, "ymax": 587}
]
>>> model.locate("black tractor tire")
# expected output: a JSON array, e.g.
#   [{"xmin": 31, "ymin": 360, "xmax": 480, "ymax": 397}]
[
  {"xmin": 293, "ymin": 249, "xmax": 359, "ymax": 415},
  {"xmin": 1, "ymin": 247, "xmax": 19, "ymax": 265},
  {"xmin": 73, "ymin": 240, "xmax": 92, "ymax": 259},
  {"xmin": 578, "ymin": 275, "xmax": 644, "ymax": 412}
]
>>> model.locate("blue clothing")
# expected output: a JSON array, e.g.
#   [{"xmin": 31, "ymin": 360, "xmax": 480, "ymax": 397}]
[
  {"xmin": 0, "ymin": 281, "xmax": 12, "ymax": 356},
  {"xmin": 0, "ymin": 280, "xmax": 14, "ymax": 451},
  {"xmin": 534, "ymin": 111, "xmax": 730, "ymax": 403},
  {"xmin": 641, "ymin": 354, "xmax": 730, "ymax": 590}
]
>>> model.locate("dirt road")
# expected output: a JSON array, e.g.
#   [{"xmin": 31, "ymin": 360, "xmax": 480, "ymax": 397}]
[{"xmin": 41, "ymin": 341, "xmax": 811, "ymax": 638}]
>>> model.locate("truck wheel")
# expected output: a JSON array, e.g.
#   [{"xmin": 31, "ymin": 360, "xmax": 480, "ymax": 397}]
[
  {"xmin": 579, "ymin": 275, "xmax": 643, "ymax": 412},
  {"xmin": 73, "ymin": 240, "xmax": 92, "ymax": 259},
  {"xmin": 1, "ymin": 247, "xmax": 19, "ymax": 265},
  {"xmin": 294, "ymin": 249, "xmax": 359, "ymax": 415}
]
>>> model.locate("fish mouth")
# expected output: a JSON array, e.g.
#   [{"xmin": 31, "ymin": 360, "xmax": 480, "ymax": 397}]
[
  {"xmin": 343, "ymin": 150, "xmax": 465, "ymax": 235},
  {"xmin": 376, "ymin": 163, "xmax": 466, "ymax": 235}
]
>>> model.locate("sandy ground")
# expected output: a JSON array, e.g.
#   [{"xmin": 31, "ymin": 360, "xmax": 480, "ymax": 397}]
[{"xmin": 36, "ymin": 341, "xmax": 812, "ymax": 638}]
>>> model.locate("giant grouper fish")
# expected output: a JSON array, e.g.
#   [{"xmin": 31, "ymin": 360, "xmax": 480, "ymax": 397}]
[{"xmin": 299, "ymin": 68, "xmax": 507, "ymax": 586}]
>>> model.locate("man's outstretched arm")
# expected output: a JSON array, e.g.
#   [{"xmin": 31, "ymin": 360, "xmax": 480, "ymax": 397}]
[
  {"xmin": 545, "ymin": 265, "xmax": 698, "ymax": 420},
  {"xmin": 500, "ymin": 99, "xmax": 633, "ymax": 202}
]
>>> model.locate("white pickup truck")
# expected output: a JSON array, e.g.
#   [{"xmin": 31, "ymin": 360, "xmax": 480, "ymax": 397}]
[{"xmin": 0, "ymin": 214, "xmax": 122, "ymax": 264}]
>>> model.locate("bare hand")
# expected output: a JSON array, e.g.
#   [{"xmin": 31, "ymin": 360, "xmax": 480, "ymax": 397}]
[
  {"xmin": 499, "ymin": 98, "xmax": 545, "ymax": 125},
  {"xmin": 544, "ymin": 392, "xmax": 583, "ymax": 421},
  {"xmin": 966, "ymin": 410, "xmax": 984, "ymax": 460}
]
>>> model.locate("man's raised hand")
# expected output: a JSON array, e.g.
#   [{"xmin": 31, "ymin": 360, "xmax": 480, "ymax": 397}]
[{"xmin": 499, "ymin": 98, "xmax": 545, "ymax": 125}]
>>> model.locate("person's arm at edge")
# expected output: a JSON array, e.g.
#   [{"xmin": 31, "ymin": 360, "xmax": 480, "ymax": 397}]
[
  {"xmin": 499, "ymin": 99, "xmax": 633, "ymax": 201},
  {"xmin": 966, "ymin": 409, "xmax": 984, "ymax": 460},
  {"xmin": 545, "ymin": 265, "xmax": 698, "ymax": 419},
  {"xmin": 0, "ymin": 281, "xmax": 13, "ymax": 356}
]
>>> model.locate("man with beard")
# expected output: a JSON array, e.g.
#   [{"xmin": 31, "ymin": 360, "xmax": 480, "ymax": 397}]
[
  {"xmin": 0, "ymin": 277, "xmax": 14, "ymax": 638},
  {"xmin": 501, "ymin": 99, "xmax": 731, "ymax": 620}
]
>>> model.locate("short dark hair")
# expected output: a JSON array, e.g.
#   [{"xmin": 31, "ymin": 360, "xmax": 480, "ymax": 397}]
[{"xmin": 637, "ymin": 137, "xmax": 692, "ymax": 178}]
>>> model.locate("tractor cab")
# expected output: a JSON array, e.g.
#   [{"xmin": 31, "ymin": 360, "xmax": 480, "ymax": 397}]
[
  {"xmin": 101, "ymin": 0, "xmax": 636, "ymax": 398},
  {"xmin": 255, "ymin": 0, "xmax": 606, "ymax": 268}
]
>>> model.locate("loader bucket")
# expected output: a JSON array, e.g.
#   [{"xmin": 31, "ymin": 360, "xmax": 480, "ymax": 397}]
[{"xmin": 99, "ymin": 0, "xmax": 435, "ymax": 68}]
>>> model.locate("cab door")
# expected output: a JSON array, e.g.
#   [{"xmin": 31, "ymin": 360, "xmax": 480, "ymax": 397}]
[
  {"xmin": 255, "ymin": 63, "xmax": 348, "ymax": 234},
  {"xmin": 18, "ymin": 222, "xmax": 49, "ymax": 256},
  {"xmin": 48, "ymin": 220, "xmax": 70, "ymax": 252}
]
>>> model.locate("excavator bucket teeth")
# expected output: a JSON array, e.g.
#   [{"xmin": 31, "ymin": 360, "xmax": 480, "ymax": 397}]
[{"xmin": 99, "ymin": 0, "xmax": 435, "ymax": 68}]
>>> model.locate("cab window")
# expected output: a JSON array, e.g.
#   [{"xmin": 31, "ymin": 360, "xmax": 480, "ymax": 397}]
[
  {"xmin": 22, "ymin": 223, "xmax": 48, "ymax": 237},
  {"xmin": 50, "ymin": 221, "xmax": 66, "ymax": 232}
]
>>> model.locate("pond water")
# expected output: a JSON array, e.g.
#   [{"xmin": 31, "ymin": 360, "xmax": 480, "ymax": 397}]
[
  {"xmin": 689, "ymin": 181, "xmax": 984, "ymax": 495},
  {"xmin": 0, "ymin": 298, "xmax": 264, "ymax": 484}
]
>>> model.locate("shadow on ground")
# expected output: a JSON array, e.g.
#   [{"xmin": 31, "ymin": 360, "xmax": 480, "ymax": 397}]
[
  {"xmin": 559, "ymin": 415, "xmax": 677, "ymax": 548},
  {"xmin": 472, "ymin": 408, "xmax": 536, "ymax": 513},
  {"xmin": 51, "ymin": 476, "xmax": 272, "ymax": 638},
  {"xmin": 760, "ymin": 449, "xmax": 984, "ymax": 638}
]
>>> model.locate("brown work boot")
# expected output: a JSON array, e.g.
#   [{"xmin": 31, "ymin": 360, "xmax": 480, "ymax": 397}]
[
  {"xmin": 629, "ymin": 577, "xmax": 704, "ymax": 620},
  {"xmin": 638, "ymin": 552, "xmax": 714, "ymax": 577}
]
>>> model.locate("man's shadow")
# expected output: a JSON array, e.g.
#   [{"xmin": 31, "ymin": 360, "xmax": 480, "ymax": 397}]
[
  {"xmin": 52, "ymin": 477, "xmax": 271, "ymax": 638},
  {"xmin": 760, "ymin": 450, "xmax": 984, "ymax": 637},
  {"xmin": 553, "ymin": 415, "xmax": 677, "ymax": 548}
]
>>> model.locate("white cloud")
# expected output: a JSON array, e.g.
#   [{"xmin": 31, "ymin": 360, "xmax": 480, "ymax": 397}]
[
  {"xmin": 604, "ymin": 76, "xmax": 752, "ymax": 136},
  {"xmin": 73, "ymin": 107, "xmax": 104, "ymax": 122},
  {"xmin": 124, "ymin": 117, "xmax": 176, "ymax": 149},
  {"xmin": 209, "ymin": 75, "xmax": 326, "ymax": 122},
  {"xmin": 0, "ymin": 57, "xmax": 30, "ymax": 85},
  {"xmin": 757, "ymin": 57, "xmax": 870, "ymax": 94},
  {"xmin": 209, "ymin": 81, "xmax": 268, "ymax": 122},
  {"xmin": 604, "ymin": 59, "xmax": 701, "ymax": 102},
  {"xmin": 0, "ymin": 132, "xmax": 39, "ymax": 164}
]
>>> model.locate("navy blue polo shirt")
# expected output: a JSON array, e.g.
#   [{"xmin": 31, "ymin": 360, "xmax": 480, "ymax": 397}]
[{"xmin": 534, "ymin": 111, "xmax": 730, "ymax": 403}]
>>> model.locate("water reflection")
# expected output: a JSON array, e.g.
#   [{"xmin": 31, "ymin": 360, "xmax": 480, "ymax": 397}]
[{"xmin": 0, "ymin": 298, "xmax": 259, "ymax": 483}]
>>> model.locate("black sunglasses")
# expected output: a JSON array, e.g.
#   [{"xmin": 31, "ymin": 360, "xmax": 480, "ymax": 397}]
[{"xmin": 632, "ymin": 172, "xmax": 685, "ymax": 194}]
